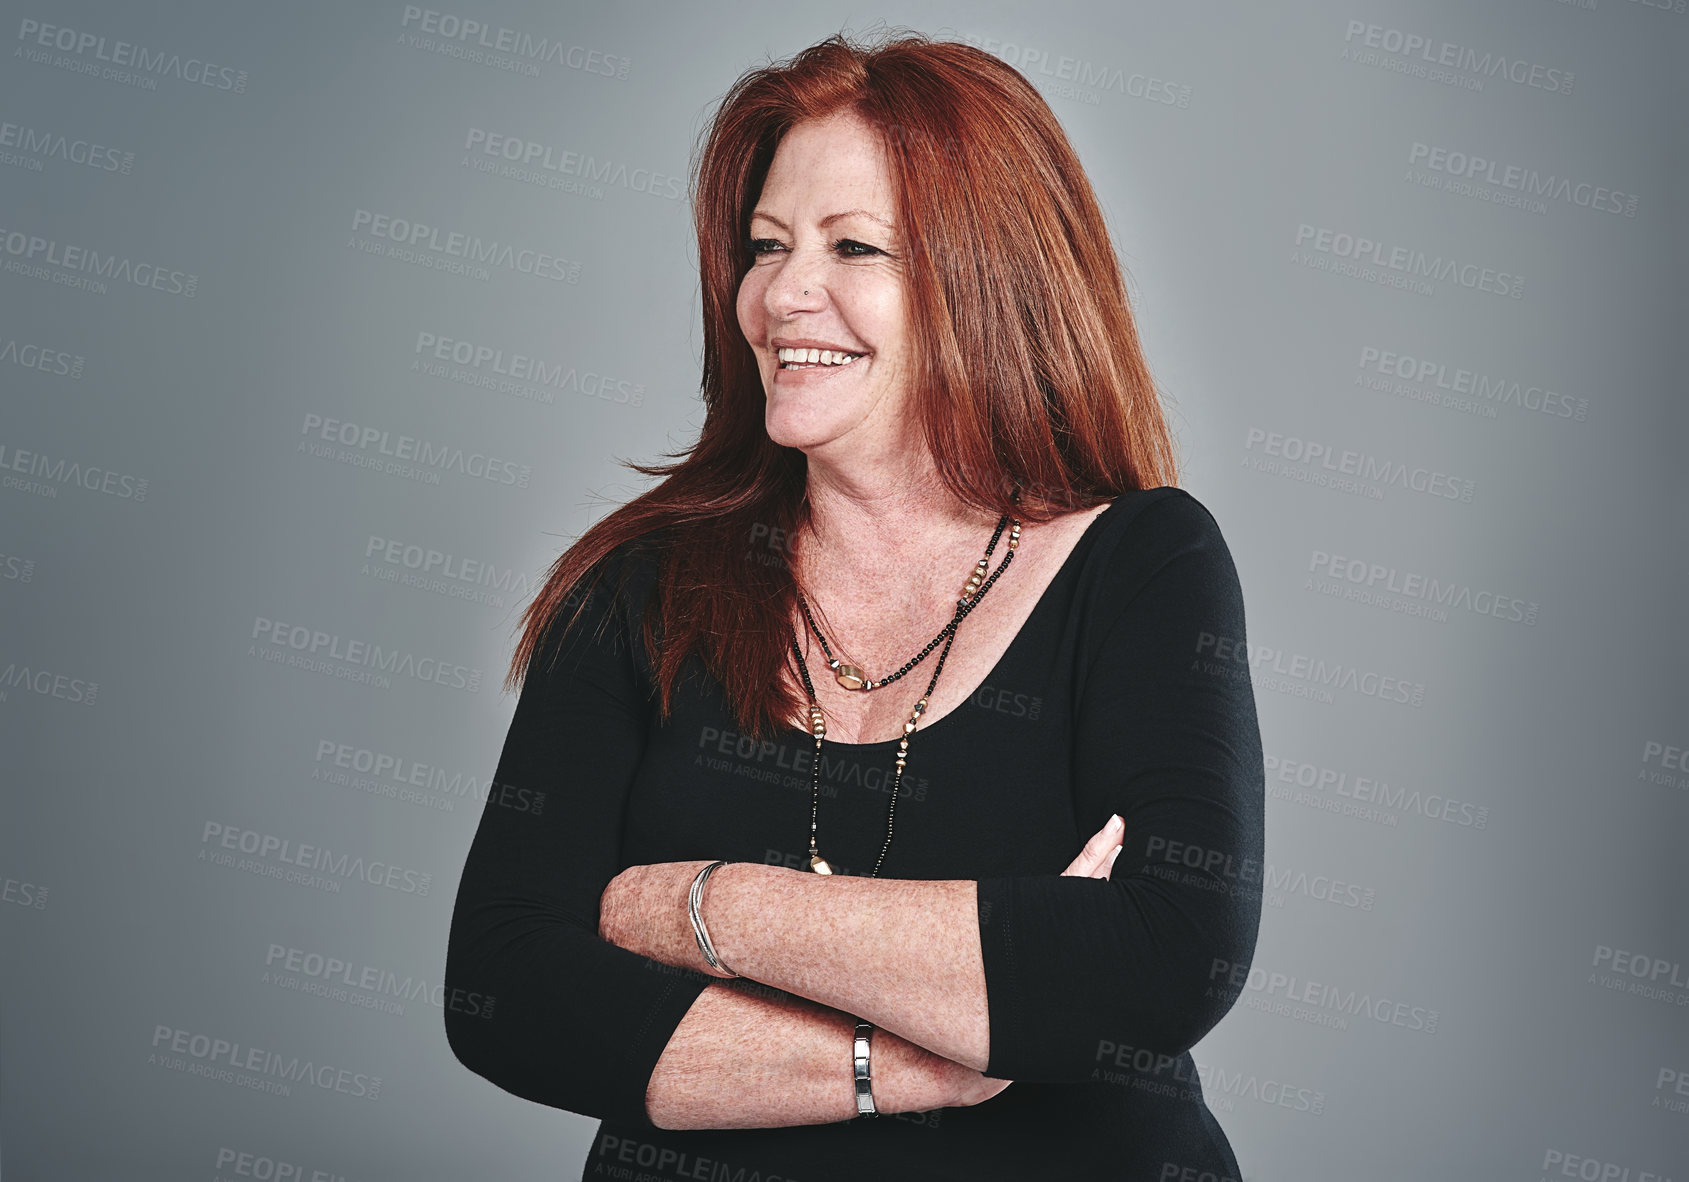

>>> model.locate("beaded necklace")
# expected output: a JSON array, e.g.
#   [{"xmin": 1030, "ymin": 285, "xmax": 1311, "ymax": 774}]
[{"xmin": 788, "ymin": 490, "xmax": 1023, "ymax": 876}]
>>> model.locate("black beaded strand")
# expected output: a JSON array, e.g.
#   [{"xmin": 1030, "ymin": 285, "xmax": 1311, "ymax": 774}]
[
  {"xmin": 796, "ymin": 506, "xmax": 1020, "ymax": 692},
  {"xmin": 787, "ymin": 490, "xmax": 1023, "ymax": 877}
]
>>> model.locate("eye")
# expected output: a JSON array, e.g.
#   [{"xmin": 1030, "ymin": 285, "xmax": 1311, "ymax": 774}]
[{"xmin": 742, "ymin": 236, "xmax": 883, "ymax": 259}]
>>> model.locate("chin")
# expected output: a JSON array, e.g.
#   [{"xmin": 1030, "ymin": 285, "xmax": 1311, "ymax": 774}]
[
  {"xmin": 765, "ymin": 404, "xmax": 843, "ymax": 450},
  {"xmin": 763, "ymin": 414, "xmax": 816, "ymax": 451}
]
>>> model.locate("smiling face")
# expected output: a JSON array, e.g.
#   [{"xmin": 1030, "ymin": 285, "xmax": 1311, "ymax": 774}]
[{"xmin": 735, "ymin": 109, "xmax": 914, "ymax": 458}]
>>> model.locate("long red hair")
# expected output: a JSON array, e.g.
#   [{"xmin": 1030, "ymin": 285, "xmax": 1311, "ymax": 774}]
[{"xmin": 507, "ymin": 30, "xmax": 1179, "ymax": 740}]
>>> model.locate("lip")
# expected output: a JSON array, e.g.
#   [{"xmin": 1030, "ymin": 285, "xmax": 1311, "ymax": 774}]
[
  {"xmin": 767, "ymin": 337, "xmax": 869, "ymax": 386},
  {"xmin": 770, "ymin": 337, "xmax": 866, "ymax": 355},
  {"xmin": 772, "ymin": 354, "xmax": 863, "ymax": 385}
]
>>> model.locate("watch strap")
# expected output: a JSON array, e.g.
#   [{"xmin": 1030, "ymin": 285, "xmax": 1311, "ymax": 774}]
[{"xmin": 853, "ymin": 1020, "xmax": 877, "ymax": 1118}]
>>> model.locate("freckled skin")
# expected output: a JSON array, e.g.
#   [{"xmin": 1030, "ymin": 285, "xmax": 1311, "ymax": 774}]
[
  {"xmin": 732, "ymin": 110, "xmax": 1114, "ymax": 745},
  {"xmin": 736, "ymin": 109, "xmax": 914, "ymax": 461},
  {"xmin": 615, "ymin": 110, "xmax": 1128, "ymax": 1136}
]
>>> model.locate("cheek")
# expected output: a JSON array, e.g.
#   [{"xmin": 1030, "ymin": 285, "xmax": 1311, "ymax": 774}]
[
  {"xmin": 835, "ymin": 272, "xmax": 903, "ymax": 341},
  {"xmin": 735, "ymin": 271, "xmax": 767, "ymax": 340}
]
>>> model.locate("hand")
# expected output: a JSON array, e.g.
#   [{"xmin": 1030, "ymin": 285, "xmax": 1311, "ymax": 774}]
[
  {"xmin": 598, "ymin": 860, "xmax": 740, "ymax": 978},
  {"xmin": 949, "ymin": 815, "xmax": 1123, "ymax": 1110},
  {"xmin": 948, "ymin": 1064, "xmax": 1015, "ymax": 1108},
  {"xmin": 872, "ymin": 1026, "xmax": 1014, "ymax": 1113},
  {"xmin": 1061, "ymin": 813, "xmax": 1125, "ymax": 879}
]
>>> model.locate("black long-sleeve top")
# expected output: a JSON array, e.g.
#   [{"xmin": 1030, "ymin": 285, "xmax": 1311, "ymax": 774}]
[{"xmin": 445, "ymin": 486, "xmax": 1265, "ymax": 1182}]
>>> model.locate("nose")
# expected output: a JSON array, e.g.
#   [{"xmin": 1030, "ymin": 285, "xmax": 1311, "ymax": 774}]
[{"xmin": 761, "ymin": 247, "xmax": 827, "ymax": 318}]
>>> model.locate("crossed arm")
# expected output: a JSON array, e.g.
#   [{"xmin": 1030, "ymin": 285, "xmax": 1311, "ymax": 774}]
[
  {"xmin": 597, "ymin": 815, "xmax": 1126, "ymax": 1129},
  {"xmin": 446, "ymin": 495, "xmax": 1263, "ymax": 1134}
]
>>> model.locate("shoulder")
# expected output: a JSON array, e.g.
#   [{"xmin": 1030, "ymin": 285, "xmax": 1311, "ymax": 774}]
[
  {"xmin": 1077, "ymin": 487, "xmax": 1244, "ymax": 619},
  {"xmin": 541, "ymin": 529, "xmax": 667, "ymax": 651},
  {"xmin": 579, "ymin": 524, "xmax": 671, "ymax": 604},
  {"xmin": 601, "ymin": 530, "xmax": 666, "ymax": 589},
  {"xmin": 1089, "ymin": 486, "xmax": 1231, "ymax": 557},
  {"xmin": 594, "ymin": 528, "xmax": 671, "ymax": 646}
]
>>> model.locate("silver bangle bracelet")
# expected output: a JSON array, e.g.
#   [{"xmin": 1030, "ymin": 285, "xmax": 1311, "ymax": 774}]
[
  {"xmin": 853, "ymin": 1020, "xmax": 877, "ymax": 1118},
  {"xmin": 687, "ymin": 860, "xmax": 739, "ymax": 978}
]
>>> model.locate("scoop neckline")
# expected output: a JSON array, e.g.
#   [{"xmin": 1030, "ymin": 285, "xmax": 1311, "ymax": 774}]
[{"xmin": 778, "ymin": 496, "xmax": 1123, "ymax": 750}]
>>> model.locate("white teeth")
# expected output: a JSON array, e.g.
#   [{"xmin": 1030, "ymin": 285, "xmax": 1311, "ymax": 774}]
[{"xmin": 778, "ymin": 346, "xmax": 861, "ymax": 367}]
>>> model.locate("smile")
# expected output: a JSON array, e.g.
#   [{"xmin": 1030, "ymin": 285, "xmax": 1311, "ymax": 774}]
[{"xmin": 777, "ymin": 346, "xmax": 863, "ymax": 369}]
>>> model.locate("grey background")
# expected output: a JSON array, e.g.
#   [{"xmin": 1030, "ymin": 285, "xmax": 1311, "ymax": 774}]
[{"xmin": 1, "ymin": 1, "xmax": 1684, "ymax": 1179}]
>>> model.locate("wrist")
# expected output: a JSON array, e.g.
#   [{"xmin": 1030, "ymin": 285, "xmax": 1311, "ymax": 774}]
[
  {"xmin": 857, "ymin": 1026, "xmax": 957, "ymax": 1115},
  {"xmin": 852, "ymin": 1020, "xmax": 877, "ymax": 1118},
  {"xmin": 687, "ymin": 860, "xmax": 742, "ymax": 978},
  {"xmin": 694, "ymin": 859, "xmax": 759, "ymax": 978}
]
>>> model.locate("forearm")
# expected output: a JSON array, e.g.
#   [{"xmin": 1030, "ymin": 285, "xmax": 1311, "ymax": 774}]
[
  {"xmin": 645, "ymin": 978, "xmax": 977, "ymax": 1131},
  {"xmin": 699, "ymin": 863, "xmax": 991, "ymax": 1071}
]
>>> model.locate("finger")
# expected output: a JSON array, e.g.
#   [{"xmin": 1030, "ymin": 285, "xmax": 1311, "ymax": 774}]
[
  {"xmin": 1073, "ymin": 842, "xmax": 1122, "ymax": 881},
  {"xmin": 1060, "ymin": 817, "xmax": 1117, "ymax": 876},
  {"xmin": 1060, "ymin": 843, "xmax": 1101, "ymax": 877},
  {"xmin": 1101, "ymin": 843, "xmax": 1122, "ymax": 880},
  {"xmin": 1060, "ymin": 814, "xmax": 1124, "ymax": 876}
]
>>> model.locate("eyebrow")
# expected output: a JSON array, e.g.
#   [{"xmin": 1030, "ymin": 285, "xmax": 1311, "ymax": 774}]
[{"xmin": 749, "ymin": 209, "xmax": 894, "ymax": 231}]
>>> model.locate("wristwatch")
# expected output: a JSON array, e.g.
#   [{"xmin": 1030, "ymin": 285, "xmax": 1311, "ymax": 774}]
[{"xmin": 853, "ymin": 1020, "xmax": 877, "ymax": 1118}]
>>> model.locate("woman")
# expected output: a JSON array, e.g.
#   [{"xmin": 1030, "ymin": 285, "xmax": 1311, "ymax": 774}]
[{"xmin": 445, "ymin": 31, "xmax": 1263, "ymax": 1182}]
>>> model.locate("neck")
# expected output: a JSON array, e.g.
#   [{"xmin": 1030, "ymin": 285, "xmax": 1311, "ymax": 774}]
[{"xmin": 798, "ymin": 457, "xmax": 1009, "ymax": 575}]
